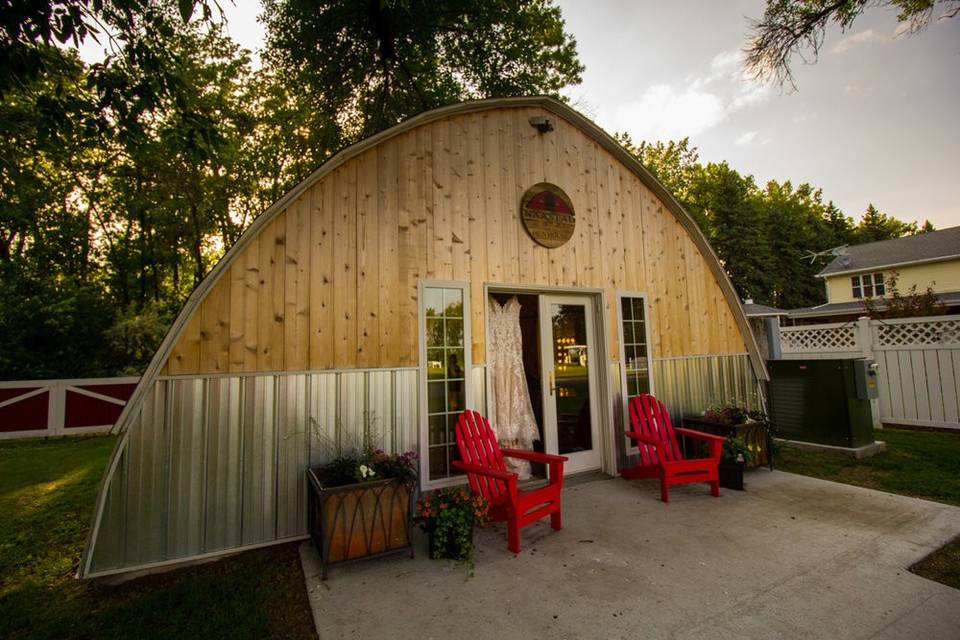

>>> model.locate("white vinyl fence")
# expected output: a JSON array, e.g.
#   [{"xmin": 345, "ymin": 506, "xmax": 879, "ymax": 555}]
[{"xmin": 779, "ymin": 316, "xmax": 960, "ymax": 430}]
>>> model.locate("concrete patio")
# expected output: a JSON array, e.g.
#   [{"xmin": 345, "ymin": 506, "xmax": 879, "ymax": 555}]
[{"xmin": 300, "ymin": 471, "xmax": 960, "ymax": 639}]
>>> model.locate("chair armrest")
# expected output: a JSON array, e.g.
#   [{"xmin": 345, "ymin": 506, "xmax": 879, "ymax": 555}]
[
  {"xmin": 450, "ymin": 461, "xmax": 516, "ymax": 482},
  {"xmin": 675, "ymin": 428, "xmax": 725, "ymax": 460},
  {"xmin": 675, "ymin": 427, "xmax": 727, "ymax": 444},
  {"xmin": 625, "ymin": 431, "xmax": 667, "ymax": 449},
  {"xmin": 501, "ymin": 448, "xmax": 569, "ymax": 464}
]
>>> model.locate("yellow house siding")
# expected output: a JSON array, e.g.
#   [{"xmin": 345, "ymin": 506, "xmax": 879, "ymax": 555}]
[{"xmin": 825, "ymin": 258, "xmax": 960, "ymax": 303}]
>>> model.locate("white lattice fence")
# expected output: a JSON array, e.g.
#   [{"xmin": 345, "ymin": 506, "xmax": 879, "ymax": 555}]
[
  {"xmin": 874, "ymin": 317, "xmax": 960, "ymax": 348},
  {"xmin": 780, "ymin": 322, "xmax": 860, "ymax": 357}
]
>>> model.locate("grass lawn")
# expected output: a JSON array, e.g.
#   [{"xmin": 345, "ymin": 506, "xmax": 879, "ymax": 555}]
[
  {"xmin": 0, "ymin": 437, "xmax": 316, "ymax": 640},
  {"xmin": 776, "ymin": 426, "xmax": 960, "ymax": 590},
  {"xmin": 776, "ymin": 427, "xmax": 960, "ymax": 507}
]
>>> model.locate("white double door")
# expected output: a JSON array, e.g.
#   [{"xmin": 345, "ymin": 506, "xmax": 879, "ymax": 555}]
[{"xmin": 537, "ymin": 294, "xmax": 601, "ymax": 474}]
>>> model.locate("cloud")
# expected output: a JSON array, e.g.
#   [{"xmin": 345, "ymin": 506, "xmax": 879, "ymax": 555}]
[
  {"xmin": 710, "ymin": 50, "xmax": 742, "ymax": 74},
  {"xmin": 613, "ymin": 84, "xmax": 726, "ymax": 140},
  {"xmin": 609, "ymin": 49, "xmax": 770, "ymax": 142},
  {"xmin": 832, "ymin": 29, "xmax": 887, "ymax": 54},
  {"xmin": 735, "ymin": 131, "xmax": 758, "ymax": 146}
]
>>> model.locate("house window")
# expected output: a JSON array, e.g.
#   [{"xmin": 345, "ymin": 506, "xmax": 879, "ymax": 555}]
[
  {"xmin": 618, "ymin": 294, "xmax": 653, "ymax": 407},
  {"xmin": 873, "ymin": 273, "xmax": 886, "ymax": 296},
  {"xmin": 852, "ymin": 272, "xmax": 884, "ymax": 299},
  {"xmin": 421, "ymin": 283, "xmax": 470, "ymax": 483}
]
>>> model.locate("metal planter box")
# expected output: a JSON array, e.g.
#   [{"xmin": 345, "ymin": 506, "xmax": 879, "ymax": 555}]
[{"xmin": 306, "ymin": 468, "xmax": 414, "ymax": 579}]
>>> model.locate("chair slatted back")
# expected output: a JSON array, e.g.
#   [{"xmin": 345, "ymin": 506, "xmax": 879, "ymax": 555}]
[
  {"xmin": 454, "ymin": 410, "xmax": 509, "ymax": 505},
  {"xmin": 628, "ymin": 393, "xmax": 683, "ymax": 464}
]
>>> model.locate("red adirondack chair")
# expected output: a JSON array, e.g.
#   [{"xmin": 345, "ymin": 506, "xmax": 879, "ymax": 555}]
[
  {"xmin": 622, "ymin": 393, "xmax": 725, "ymax": 503},
  {"xmin": 451, "ymin": 410, "xmax": 568, "ymax": 553}
]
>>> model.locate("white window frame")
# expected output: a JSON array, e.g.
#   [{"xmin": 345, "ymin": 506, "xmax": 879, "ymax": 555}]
[
  {"xmin": 853, "ymin": 272, "xmax": 884, "ymax": 299},
  {"xmin": 863, "ymin": 273, "xmax": 875, "ymax": 298},
  {"xmin": 418, "ymin": 279, "xmax": 472, "ymax": 490},
  {"xmin": 872, "ymin": 272, "xmax": 885, "ymax": 296},
  {"xmin": 615, "ymin": 291, "xmax": 655, "ymax": 455}
]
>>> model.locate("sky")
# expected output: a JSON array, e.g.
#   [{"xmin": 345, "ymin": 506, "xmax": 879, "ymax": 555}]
[
  {"xmin": 84, "ymin": 1, "xmax": 960, "ymax": 229},
  {"xmin": 553, "ymin": 0, "xmax": 960, "ymax": 230}
]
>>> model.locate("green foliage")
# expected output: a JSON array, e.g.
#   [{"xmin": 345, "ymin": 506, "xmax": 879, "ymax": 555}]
[
  {"xmin": 745, "ymin": 0, "xmax": 960, "ymax": 87},
  {"xmin": 0, "ymin": 436, "xmax": 315, "ymax": 640},
  {"xmin": 416, "ymin": 487, "xmax": 489, "ymax": 574},
  {"xmin": 0, "ymin": 262, "xmax": 116, "ymax": 379},
  {"xmin": 1, "ymin": 1, "xmax": 584, "ymax": 380},
  {"xmin": 0, "ymin": 20, "xmax": 257, "ymax": 379},
  {"xmin": 855, "ymin": 204, "xmax": 921, "ymax": 243},
  {"xmin": 722, "ymin": 435, "xmax": 756, "ymax": 465},
  {"xmin": 0, "ymin": 1, "xmax": 934, "ymax": 380},
  {"xmin": 103, "ymin": 302, "xmax": 174, "ymax": 375},
  {"xmin": 261, "ymin": 0, "xmax": 583, "ymax": 169},
  {"xmin": 618, "ymin": 135, "xmax": 927, "ymax": 309},
  {"xmin": 704, "ymin": 405, "xmax": 755, "ymax": 427},
  {"xmin": 862, "ymin": 271, "xmax": 948, "ymax": 319},
  {"xmin": 314, "ymin": 449, "xmax": 419, "ymax": 488},
  {"xmin": 309, "ymin": 412, "xmax": 419, "ymax": 486}
]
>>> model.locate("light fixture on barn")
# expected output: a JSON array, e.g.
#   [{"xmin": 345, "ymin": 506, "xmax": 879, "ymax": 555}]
[{"xmin": 529, "ymin": 115, "xmax": 554, "ymax": 133}]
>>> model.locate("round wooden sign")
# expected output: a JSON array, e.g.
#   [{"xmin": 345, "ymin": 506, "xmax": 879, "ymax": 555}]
[{"xmin": 520, "ymin": 183, "xmax": 575, "ymax": 249}]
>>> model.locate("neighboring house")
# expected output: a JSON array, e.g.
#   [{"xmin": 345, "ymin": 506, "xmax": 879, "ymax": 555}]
[{"xmin": 788, "ymin": 226, "xmax": 960, "ymax": 324}]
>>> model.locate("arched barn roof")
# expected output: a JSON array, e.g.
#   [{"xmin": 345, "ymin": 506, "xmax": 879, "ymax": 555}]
[
  {"xmin": 128, "ymin": 96, "xmax": 766, "ymax": 416},
  {"xmin": 81, "ymin": 96, "xmax": 767, "ymax": 577}
]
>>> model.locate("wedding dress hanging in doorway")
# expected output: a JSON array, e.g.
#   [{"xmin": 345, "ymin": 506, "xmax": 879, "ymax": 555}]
[{"xmin": 488, "ymin": 295, "xmax": 540, "ymax": 477}]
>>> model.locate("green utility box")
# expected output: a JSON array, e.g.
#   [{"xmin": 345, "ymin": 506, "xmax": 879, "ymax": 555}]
[{"xmin": 767, "ymin": 359, "xmax": 877, "ymax": 448}]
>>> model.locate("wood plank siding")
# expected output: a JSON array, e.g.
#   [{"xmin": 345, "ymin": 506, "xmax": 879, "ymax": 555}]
[{"xmin": 166, "ymin": 106, "xmax": 748, "ymax": 375}]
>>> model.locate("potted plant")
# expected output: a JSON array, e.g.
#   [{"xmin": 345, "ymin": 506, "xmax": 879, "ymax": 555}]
[
  {"xmin": 306, "ymin": 418, "xmax": 418, "ymax": 580},
  {"xmin": 688, "ymin": 404, "xmax": 772, "ymax": 470},
  {"xmin": 415, "ymin": 487, "xmax": 488, "ymax": 575},
  {"xmin": 719, "ymin": 435, "xmax": 757, "ymax": 490}
]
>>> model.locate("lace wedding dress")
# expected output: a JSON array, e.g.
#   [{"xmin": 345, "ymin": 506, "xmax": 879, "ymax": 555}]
[{"xmin": 488, "ymin": 296, "xmax": 541, "ymax": 477}]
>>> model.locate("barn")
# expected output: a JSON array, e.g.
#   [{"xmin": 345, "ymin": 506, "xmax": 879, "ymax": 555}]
[{"xmin": 81, "ymin": 96, "xmax": 767, "ymax": 578}]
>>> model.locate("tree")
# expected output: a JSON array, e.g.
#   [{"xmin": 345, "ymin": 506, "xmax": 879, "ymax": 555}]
[
  {"xmin": 615, "ymin": 134, "xmax": 710, "ymax": 228},
  {"xmin": 0, "ymin": 1, "xmax": 589, "ymax": 379},
  {"xmin": 744, "ymin": 0, "xmax": 960, "ymax": 86},
  {"xmin": 0, "ymin": 18, "xmax": 255, "ymax": 379},
  {"xmin": 854, "ymin": 203, "xmax": 920, "ymax": 243},
  {"xmin": 862, "ymin": 271, "xmax": 947, "ymax": 318},
  {"xmin": 0, "ymin": 1, "xmax": 218, "ymax": 93},
  {"xmin": 757, "ymin": 180, "xmax": 836, "ymax": 308},
  {"xmin": 692, "ymin": 163, "xmax": 773, "ymax": 303},
  {"xmin": 260, "ymin": 0, "xmax": 584, "ymax": 180}
]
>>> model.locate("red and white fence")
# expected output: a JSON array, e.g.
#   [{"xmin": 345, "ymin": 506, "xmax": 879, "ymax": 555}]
[{"xmin": 0, "ymin": 377, "xmax": 138, "ymax": 440}]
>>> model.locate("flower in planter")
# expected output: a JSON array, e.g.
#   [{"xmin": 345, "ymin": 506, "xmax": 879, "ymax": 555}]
[
  {"xmin": 416, "ymin": 488, "xmax": 489, "ymax": 577},
  {"xmin": 308, "ymin": 413, "xmax": 418, "ymax": 487},
  {"xmin": 313, "ymin": 450, "xmax": 418, "ymax": 488},
  {"xmin": 722, "ymin": 435, "xmax": 755, "ymax": 465}
]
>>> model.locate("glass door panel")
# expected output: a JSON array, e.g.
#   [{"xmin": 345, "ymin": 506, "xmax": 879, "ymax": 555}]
[{"xmin": 539, "ymin": 295, "xmax": 601, "ymax": 473}]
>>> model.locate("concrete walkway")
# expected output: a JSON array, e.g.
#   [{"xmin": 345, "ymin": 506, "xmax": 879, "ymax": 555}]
[{"xmin": 300, "ymin": 471, "xmax": 960, "ymax": 639}]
